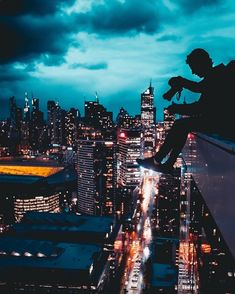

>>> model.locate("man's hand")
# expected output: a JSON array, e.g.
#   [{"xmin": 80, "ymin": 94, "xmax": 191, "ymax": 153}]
[
  {"xmin": 167, "ymin": 102, "xmax": 180, "ymax": 115},
  {"xmin": 168, "ymin": 76, "xmax": 184, "ymax": 89}
]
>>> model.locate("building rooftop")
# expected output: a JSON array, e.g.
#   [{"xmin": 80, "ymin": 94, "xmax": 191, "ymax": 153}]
[
  {"xmin": 197, "ymin": 133, "xmax": 235, "ymax": 153},
  {"xmin": 9, "ymin": 212, "xmax": 115, "ymax": 244},
  {"xmin": 0, "ymin": 236, "xmax": 101, "ymax": 271},
  {"xmin": 0, "ymin": 166, "xmax": 76, "ymax": 195},
  {"xmin": 0, "ymin": 165, "xmax": 63, "ymax": 177},
  {"xmin": 20, "ymin": 212, "xmax": 114, "ymax": 233},
  {"xmin": 151, "ymin": 263, "xmax": 177, "ymax": 288}
]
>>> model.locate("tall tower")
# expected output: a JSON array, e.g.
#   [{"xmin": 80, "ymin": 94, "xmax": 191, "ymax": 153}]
[
  {"xmin": 65, "ymin": 108, "xmax": 79, "ymax": 147},
  {"xmin": 47, "ymin": 101, "xmax": 66, "ymax": 146},
  {"xmin": 117, "ymin": 129, "xmax": 141, "ymax": 188},
  {"xmin": 163, "ymin": 108, "xmax": 175, "ymax": 137},
  {"xmin": 24, "ymin": 92, "xmax": 30, "ymax": 122},
  {"xmin": 84, "ymin": 99, "xmax": 113, "ymax": 131},
  {"xmin": 140, "ymin": 81, "xmax": 156, "ymax": 157},
  {"xmin": 20, "ymin": 92, "xmax": 31, "ymax": 148},
  {"xmin": 8, "ymin": 97, "xmax": 20, "ymax": 154},
  {"xmin": 31, "ymin": 98, "xmax": 44, "ymax": 150},
  {"xmin": 77, "ymin": 139, "xmax": 116, "ymax": 216}
]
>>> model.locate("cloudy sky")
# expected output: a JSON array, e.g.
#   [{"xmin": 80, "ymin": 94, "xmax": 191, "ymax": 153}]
[{"xmin": 0, "ymin": 0, "xmax": 235, "ymax": 120}]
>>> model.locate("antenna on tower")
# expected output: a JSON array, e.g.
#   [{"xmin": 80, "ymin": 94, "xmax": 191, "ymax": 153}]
[
  {"xmin": 149, "ymin": 78, "xmax": 154, "ymax": 95},
  {"xmin": 95, "ymin": 91, "xmax": 99, "ymax": 104}
]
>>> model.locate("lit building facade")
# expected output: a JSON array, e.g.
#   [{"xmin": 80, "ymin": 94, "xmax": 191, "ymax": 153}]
[
  {"xmin": 154, "ymin": 173, "xmax": 181, "ymax": 238},
  {"xmin": 163, "ymin": 108, "xmax": 175, "ymax": 136},
  {"xmin": 77, "ymin": 139, "xmax": 116, "ymax": 216},
  {"xmin": 20, "ymin": 92, "xmax": 31, "ymax": 150},
  {"xmin": 14, "ymin": 193, "xmax": 60, "ymax": 221},
  {"xmin": 47, "ymin": 100, "xmax": 66, "ymax": 146},
  {"xmin": 65, "ymin": 108, "xmax": 80, "ymax": 147},
  {"xmin": 140, "ymin": 82, "xmax": 156, "ymax": 157},
  {"xmin": 117, "ymin": 129, "xmax": 141, "ymax": 188},
  {"xmin": 116, "ymin": 107, "xmax": 142, "ymax": 130},
  {"xmin": 0, "ymin": 164, "xmax": 76, "ymax": 223},
  {"xmin": 30, "ymin": 98, "xmax": 44, "ymax": 150},
  {"xmin": 84, "ymin": 99, "xmax": 113, "ymax": 131}
]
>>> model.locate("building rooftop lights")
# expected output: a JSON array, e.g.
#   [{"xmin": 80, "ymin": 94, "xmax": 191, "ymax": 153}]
[{"xmin": 0, "ymin": 165, "xmax": 63, "ymax": 177}]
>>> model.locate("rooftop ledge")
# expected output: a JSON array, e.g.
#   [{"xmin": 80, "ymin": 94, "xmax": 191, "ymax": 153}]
[
  {"xmin": 183, "ymin": 132, "xmax": 235, "ymax": 258},
  {"xmin": 195, "ymin": 133, "xmax": 235, "ymax": 154}
]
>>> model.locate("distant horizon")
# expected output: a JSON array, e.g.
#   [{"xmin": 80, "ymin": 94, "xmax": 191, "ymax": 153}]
[
  {"xmin": 0, "ymin": 85, "xmax": 141, "ymax": 119},
  {"xmin": 0, "ymin": 81, "xmax": 174, "ymax": 122}
]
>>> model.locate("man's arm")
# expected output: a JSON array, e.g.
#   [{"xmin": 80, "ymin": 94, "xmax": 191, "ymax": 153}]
[
  {"xmin": 169, "ymin": 77, "xmax": 203, "ymax": 93},
  {"xmin": 167, "ymin": 101, "xmax": 202, "ymax": 116}
]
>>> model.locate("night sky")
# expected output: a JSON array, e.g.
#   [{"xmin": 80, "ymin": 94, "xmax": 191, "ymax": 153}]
[{"xmin": 0, "ymin": 0, "xmax": 235, "ymax": 121}]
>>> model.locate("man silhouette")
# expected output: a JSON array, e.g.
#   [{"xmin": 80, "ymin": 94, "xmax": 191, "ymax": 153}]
[{"xmin": 137, "ymin": 48, "xmax": 232, "ymax": 175}]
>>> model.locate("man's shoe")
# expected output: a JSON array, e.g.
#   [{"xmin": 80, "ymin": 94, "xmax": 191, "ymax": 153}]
[
  {"xmin": 158, "ymin": 163, "xmax": 175, "ymax": 176},
  {"xmin": 136, "ymin": 157, "xmax": 161, "ymax": 170},
  {"xmin": 137, "ymin": 157, "xmax": 174, "ymax": 176}
]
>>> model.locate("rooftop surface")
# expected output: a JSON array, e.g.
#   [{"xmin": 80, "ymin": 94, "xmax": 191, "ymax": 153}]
[
  {"xmin": 10, "ymin": 212, "xmax": 114, "ymax": 243},
  {"xmin": 16, "ymin": 212, "xmax": 114, "ymax": 234},
  {"xmin": 0, "ymin": 236, "xmax": 101, "ymax": 270},
  {"xmin": 0, "ymin": 165, "xmax": 63, "ymax": 177},
  {"xmin": 151, "ymin": 263, "xmax": 177, "ymax": 288}
]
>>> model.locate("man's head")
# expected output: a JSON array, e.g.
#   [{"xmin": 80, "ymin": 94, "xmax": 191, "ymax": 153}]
[{"xmin": 186, "ymin": 48, "xmax": 213, "ymax": 77}]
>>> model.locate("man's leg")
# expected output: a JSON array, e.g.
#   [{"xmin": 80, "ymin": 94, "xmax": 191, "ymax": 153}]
[
  {"xmin": 154, "ymin": 118, "xmax": 189, "ymax": 164},
  {"xmin": 137, "ymin": 118, "xmax": 190, "ymax": 172},
  {"xmin": 160, "ymin": 117, "xmax": 210, "ymax": 167},
  {"xmin": 137, "ymin": 117, "xmax": 210, "ymax": 173}
]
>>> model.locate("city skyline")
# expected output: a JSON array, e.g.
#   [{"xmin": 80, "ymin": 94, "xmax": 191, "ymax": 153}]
[{"xmin": 1, "ymin": 0, "xmax": 235, "ymax": 120}]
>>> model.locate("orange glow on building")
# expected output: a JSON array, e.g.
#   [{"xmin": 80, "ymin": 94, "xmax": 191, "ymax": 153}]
[
  {"xmin": 201, "ymin": 243, "xmax": 212, "ymax": 254},
  {"xmin": 114, "ymin": 240, "xmax": 123, "ymax": 251},
  {"xmin": 0, "ymin": 165, "xmax": 63, "ymax": 177}
]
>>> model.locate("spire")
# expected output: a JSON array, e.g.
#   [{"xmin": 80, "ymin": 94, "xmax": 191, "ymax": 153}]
[
  {"xmin": 95, "ymin": 91, "xmax": 99, "ymax": 104},
  {"xmin": 149, "ymin": 79, "xmax": 154, "ymax": 95},
  {"xmin": 24, "ymin": 92, "xmax": 29, "ymax": 108}
]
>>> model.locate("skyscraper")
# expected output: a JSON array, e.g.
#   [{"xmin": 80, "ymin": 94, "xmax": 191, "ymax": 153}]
[
  {"xmin": 8, "ymin": 96, "xmax": 21, "ymax": 154},
  {"xmin": 117, "ymin": 129, "xmax": 141, "ymax": 188},
  {"xmin": 163, "ymin": 108, "xmax": 175, "ymax": 136},
  {"xmin": 65, "ymin": 108, "xmax": 80, "ymax": 147},
  {"xmin": 140, "ymin": 82, "xmax": 156, "ymax": 157},
  {"xmin": 20, "ymin": 92, "xmax": 31, "ymax": 149},
  {"xmin": 47, "ymin": 101, "xmax": 66, "ymax": 146},
  {"xmin": 84, "ymin": 99, "xmax": 113, "ymax": 131},
  {"xmin": 31, "ymin": 98, "xmax": 44, "ymax": 150},
  {"xmin": 77, "ymin": 138, "xmax": 116, "ymax": 216}
]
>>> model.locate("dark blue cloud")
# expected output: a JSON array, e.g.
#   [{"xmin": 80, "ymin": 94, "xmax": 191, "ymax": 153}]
[
  {"xmin": 0, "ymin": 1, "xmax": 76, "ymax": 65},
  {"xmin": 0, "ymin": 0, "xmax": 168, "ymax": 67},
  {"xmin": 0, "ymin": 15, "xmax": 75, "ymax": 66},
  {"xmin": 75, "ymin": 0, "xmax": 164, "ymax": 35},
  {"xmin": 0, "ymin": 0, "xmax": 76, "ymax": 16},
  {"xmin": 0, "ymin": 64, "xmax": 29, "ymax": 82}
]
